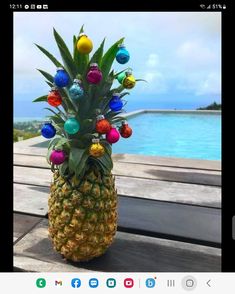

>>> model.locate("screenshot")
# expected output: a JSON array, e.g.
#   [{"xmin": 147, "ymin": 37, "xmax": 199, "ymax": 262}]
[{"xmin": 1, "ymin": 0, "xmax": 233, "ymax": 293}]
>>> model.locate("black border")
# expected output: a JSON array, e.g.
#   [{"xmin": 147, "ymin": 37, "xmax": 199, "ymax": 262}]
[{"xmin": 4, "ymin": 0, "xmax": 232, "ymax": 272}]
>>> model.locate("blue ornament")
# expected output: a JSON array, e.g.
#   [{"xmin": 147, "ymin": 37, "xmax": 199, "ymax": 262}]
[
  {"xmin": 69, "ymin": 79, "xmax": 84, "ymax": 100},
  {"xmin": 41, "ymin": 122, "xmax": 56, "ymax": 139},
  {"xmin": 54, "ymin": 67, "xmax": 70, "ymax": 87},
  {"xmin": 64, "ymin": 117, "xmax": 80, "ymax": 134},
  {"xmin": 109, "ymin": 93, "xmax": 123, "ymax": 112},
  {"xmin": 116, "ymin": 44, "xmax": 130, "ymax": 64}
]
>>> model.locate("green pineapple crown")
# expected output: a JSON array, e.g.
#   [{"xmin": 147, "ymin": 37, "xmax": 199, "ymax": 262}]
[{"xmin": 33, "ymin": 25, "xmax": 144, "ymax": 179}]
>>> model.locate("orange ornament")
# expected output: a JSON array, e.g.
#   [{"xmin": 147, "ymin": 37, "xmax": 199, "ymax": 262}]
[
  {"xmin": 47, "ymin": 88, "xmax": 62, "ymax": 107},
  {"xmin": 95, "ymin": 115, "xmax": 111, "ymax": 134},
  {"xmin": 120, "ymin": 121, "xmax": 132, "ymax": 138}
]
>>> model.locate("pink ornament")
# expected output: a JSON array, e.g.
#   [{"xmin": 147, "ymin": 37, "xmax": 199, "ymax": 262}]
[
  {"xmin": 86, "ymin": 63, "xmax": 102, "ymax": 84},
  {"xmin": 106, "ymin": 127, "xmax": 120, "ymax": 143},
  {"xmin": 50, "ymin": 150, "xmax": 66, "ymax": 165}
]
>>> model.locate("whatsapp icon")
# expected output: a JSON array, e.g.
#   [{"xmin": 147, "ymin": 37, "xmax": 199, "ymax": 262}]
[{"xmin": 36, "ymin": 278, "xmax": 46, "ymax": 288}]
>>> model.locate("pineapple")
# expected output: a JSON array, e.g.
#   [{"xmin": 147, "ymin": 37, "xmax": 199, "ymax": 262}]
[{"xmin": 33, "ymin": 26, "xmax": 142, "ymax": 261}]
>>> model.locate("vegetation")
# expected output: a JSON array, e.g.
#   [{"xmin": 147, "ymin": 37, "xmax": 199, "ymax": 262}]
[
  {"xmin": 13, "ymin": 121, "xmax": 42, "ymax": 142},
  {"xmin": 13, "ymin": 129, "xmax": 39, "ymax": 142},
  {"xmin": 197, "ymin": 102, "xmax": 221, "ymax": 110}
]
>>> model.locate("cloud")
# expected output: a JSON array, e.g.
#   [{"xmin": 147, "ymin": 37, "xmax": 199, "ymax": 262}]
[
  {"xmin": 13, "ymin": 12, "xmax": 221, "ymax": 104},
  {"xmin": 196, "ymin": 72, "xmax": 221, "ymax": 96},
  {"xmin": 177, "ymin": 40, "xmax": 220, "ymax": 70},
  {"xmin": 146, "ymin": 54, "xmax": 159, "ymax": 68},
  {"xmin": 177, "ymin": 72, "xmax": 221, "ymax": 96}
]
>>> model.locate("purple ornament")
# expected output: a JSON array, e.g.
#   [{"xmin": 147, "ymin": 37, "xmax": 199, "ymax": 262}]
[
  {"xmin": 86, "ymin": 63, "xmax": 102, "ymax": 84},
  {"xmin": 50, "ymin": 150, "xmax": 66, "ymax": 165},
  {"xmin": 106, "ymin": 127, "xmax": 120, "ymax": 143}
]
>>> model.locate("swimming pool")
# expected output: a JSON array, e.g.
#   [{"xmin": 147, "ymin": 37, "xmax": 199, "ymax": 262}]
[{"xmin": 112, "ymin": 112, "xmax": 221, "ymax": 160}]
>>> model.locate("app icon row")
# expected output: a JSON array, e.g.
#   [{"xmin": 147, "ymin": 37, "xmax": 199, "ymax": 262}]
[{"xmin": 36, "ymin": 277, "xmax": 157, "ymax": 288}]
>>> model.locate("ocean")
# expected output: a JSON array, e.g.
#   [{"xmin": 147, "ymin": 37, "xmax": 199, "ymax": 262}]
[{"xmin": 13, "ymin": 99, "xmax": 209, "ymax": 122}]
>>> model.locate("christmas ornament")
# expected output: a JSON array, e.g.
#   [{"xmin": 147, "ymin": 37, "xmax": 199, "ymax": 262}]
[
  {"xmin": 47, "ymin": 87, "xmax": 62, "ymax": 107},
  {"xmin": 122, "ymin": 70, "xmax": 136, "ymax": 89},
  {"xmin": 95, "ymin": 115, "xmax": 111, "ymax": 134},
  {"xmin": 54, "ymin": 67, "xmax": 70, "ymax": 87},
  {"xmin": 116, "ymin": 44, "xmax": 130, "ymax": 64},
  {"xmin": 117, "ymin": 71, "xmax": 126, "ymax": 84},
  {"xmin": 86, "ymin": 63, "xmax": 102, "ymax": 84},
  {"xmin": 119, "ymin": 120, "xmax": 132, "ymax": 138},
  {"xmin": 50, "ymin": 149, "xmax": 66, "ymax": 165},
  {"xmin": 41, "ymin": 122, "xmax": 56, "ymax": 139},
  {"xmin": 106, "ymin": 126, "xmax": 120, "ymax": 143},
  {"xmin": 109, "ymin": 93, "xmax": 123, "ymax": 112},
  {"xmin": 64, "ymin": 116, "xmax": 80, "ymax": 135},
  {"xmin": 89, "ymin": 138, "xmax": 105, "ymax": 158},
  {"xmin": 77, "ymin": 33, "xmax": 93, "ymax": 54},
  {"xmin": 69, "ymin": 79, "xmax": 84, "ymax": 100}
]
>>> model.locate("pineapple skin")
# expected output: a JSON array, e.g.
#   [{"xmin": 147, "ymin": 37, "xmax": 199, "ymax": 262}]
[{"xmin": 48, "ymin": 168, "xmax": 118, "ymax": 262}]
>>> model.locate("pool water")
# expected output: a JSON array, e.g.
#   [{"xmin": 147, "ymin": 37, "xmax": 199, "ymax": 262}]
[{"xmin": 112, "ymin": 113, "xmax": 221, "ymax": 160}]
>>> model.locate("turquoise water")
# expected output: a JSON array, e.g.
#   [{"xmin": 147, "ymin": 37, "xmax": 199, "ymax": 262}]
[{"xmin": 112, "ymin": 113, "xmax": 221, "ymax": 160}]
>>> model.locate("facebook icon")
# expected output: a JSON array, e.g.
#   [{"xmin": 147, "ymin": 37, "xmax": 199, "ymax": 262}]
[
  {"xmin": 71, "ymin": 278, "xmax": 81, "ymax": 288},
  {"xmin": 146, "ymin": 278, "xmax": 156, "ymax": 288}
]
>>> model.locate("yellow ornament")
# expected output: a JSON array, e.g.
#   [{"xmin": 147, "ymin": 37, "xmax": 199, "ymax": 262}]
[
  {"xmin": 77, "ymin": 33, "xmax": 93, "ymax": 54},
  {"xmin": 122, "ymin": 70, "xmax": 136, "ymax": 89},
  {"xmin": 89, "ymin": 138, "xmax": 105, "ymax": 158}
]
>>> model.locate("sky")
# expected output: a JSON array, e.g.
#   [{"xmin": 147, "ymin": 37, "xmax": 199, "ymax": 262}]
[{"xmin": 14, "ymin": 12, "xmax": 221, "ymax": 116}]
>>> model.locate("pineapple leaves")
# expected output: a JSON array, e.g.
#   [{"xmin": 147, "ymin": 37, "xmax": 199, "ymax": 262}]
[
  {"xmin": 73, "ymin": 25, "xmax": 89, "ymax": 76},
  {"xmin": 53, "ymin": 28, "xmax": 77, "ymax": 80},
  {"xmin": 69, "ymin": 148, "xmax": 89, "ymax": 177},
  {"xmin": 33, "ymin": 95, "xmax": 47, "ymax": 103},
  {"xmin": 79, "ymin": 24, "xmax": 84, "ymax": 34},
  {"xmin": 96, "ymin": 152, "xmax": 113, "ymax": 174},
  {"xmin": 46, "ymin": 81, "xmax": 54, "ymax": 88},
  {"xmin": 35, "ymin": 44, "xmax": 63, "ymax": 67},
  {"xmin": 48, "ymin": 137, "xmax": 62, "ymax": 149},
  {"xmin": 59, "ymin": 161, "xmax": 69, "ymax": 177},
  {"xmin": 89, "ymin": 38, "xmax": 105, "ymax": 66},
  {"xmin": 37, "ymin": 69, "xmax": 54, "ymax": 83},
  {"xmin": 100, "ymin": 37, "xmax": 124, "ymax": 80},
  {"xmin": 44, "ymin": 107, "xmax": 61, "ymax": 117}
]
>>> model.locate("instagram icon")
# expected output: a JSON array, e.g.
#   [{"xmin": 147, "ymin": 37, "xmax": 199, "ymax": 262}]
[{"xmin": 124, "ymin": 278, "xmax": 134, "ymax": 288}]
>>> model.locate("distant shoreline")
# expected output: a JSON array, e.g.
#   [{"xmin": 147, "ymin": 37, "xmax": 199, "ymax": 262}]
[{"xmin": 14, "ymin": 109, "xmax": 221, "ymax": 123}]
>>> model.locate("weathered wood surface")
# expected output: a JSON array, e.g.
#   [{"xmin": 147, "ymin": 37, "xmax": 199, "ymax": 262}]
[
  {"xmin": 13, "ymin": 138, "xmax": 222, "ymax": 272},
  {"xmin": 14, "ymin": 166, "xmax": 221, "ymax": 208},
  {"xmin": 14, "ymin": 213, "xmax": 43, "ymax": 244},
  {"xmin": 14, "ymin": 219, "xmax": 221, "ymax": 272},
  {"xmin": 14, "ymin": 184, "xmax": 49, "ymax": 216},
  {"xmin": 14, "ymin": 184, "xmax": 221, "ymax": 246},
  {"xmin": 14, "ymin": 154, "xmax": 221, "ymax": 186}
]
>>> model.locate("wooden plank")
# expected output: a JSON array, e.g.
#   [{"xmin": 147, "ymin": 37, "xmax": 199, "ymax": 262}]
[
  {"xmin": 14, "ymin": 219, "xmax": 221, "ymax": 272},
  {"xmin": 112, "ymin": 153, "xmax": 221, "ymax": 171},
  {"xmin": 118, "ymin": 197, "xmax": 221, "ymax": 247},
  {"xmin": 116, "ymin": 176, "xmax": 221, "ymax": 208},
  {"xmin": 14, "ymin": 184, "xmax": 49, "ymax": 216},
  {"xmin": 14, "ymin": 168, "xmax": 221, "ymax": 208},
  {"xmin": 14, "ymin": 183, "xmax": 221, "ymax": 246},
  {"xmin": 14, "ymin": 213, "xmax": 42, "ymax": 244},
  {"xmin": 14, "ymin": 137, "xmax": 221, "ymax": 171},
  {"xmin": 14, "ymin": 154, "xmax": 221, "ymax": 186},
  {"xmin": 14, "ymin": 152, "xmax": 221, "ymax": 172}
]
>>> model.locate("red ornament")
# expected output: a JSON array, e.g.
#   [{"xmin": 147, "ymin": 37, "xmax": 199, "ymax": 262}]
[
  {"xmin": 47, "ymin": 88, "xmax": 62, "ymax": 107},
  {"xmin": 95, "ymin": 115, "xmax": 111, "ymax": 134},
  {"xmin": 120, "ymin": 121, "xmax": 132, "ymax": 138}
]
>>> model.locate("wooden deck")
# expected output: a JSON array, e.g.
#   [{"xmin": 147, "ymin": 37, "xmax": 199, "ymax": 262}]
[{"xmin": 13, "ymin": 137, "xmax": 222, "ymax": 272}]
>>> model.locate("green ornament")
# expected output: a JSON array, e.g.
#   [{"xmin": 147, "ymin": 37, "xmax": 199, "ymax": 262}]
[
  {"xmin": 117, "ymin": 72, "xmax": 126, "ymax": 84},
  {"xmin": 64, "ymin": 117, "xmax": 80, "ymax": 134}
]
